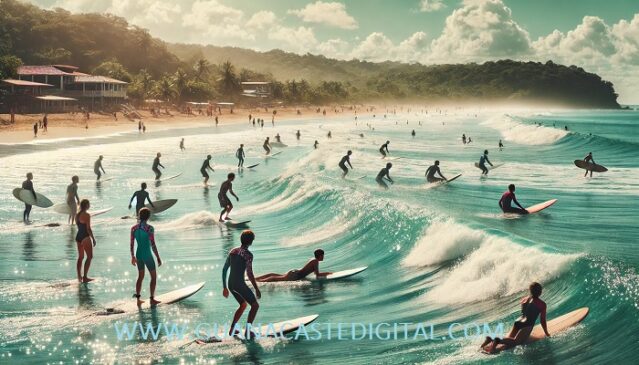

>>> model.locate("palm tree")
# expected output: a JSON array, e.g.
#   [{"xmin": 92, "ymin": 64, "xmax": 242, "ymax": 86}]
[
  {"xmin": 173, "ymin": 69, "xmax": 188, "ymax": 104},
  {"xmin": 154, "ymin": 75, "xmax": 176, "ymax": 103},
  {"xmin": 194, "ymin": 59, "xmax": 210, "ymax": 81},
  {"xmin": 219, "ymin": 61, "xmax": 239, "ymax": 96},
  {"xmin": 137, "ymin": 69, "xmax": 153, "ymax": 99}
]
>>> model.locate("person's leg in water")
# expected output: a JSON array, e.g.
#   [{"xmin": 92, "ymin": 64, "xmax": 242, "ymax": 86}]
[
  {"xmin": 76, "ymin": 240, "xmax": 85, "ymax": 283},
  {"xmin": 81, "ymin": 237, "xmax": 94, "ymax": 283},
  {"xmin": 24, "ymin": 204, "xmax": 32, "ymax": 222},
  {"xmin": 219, "ymin": 207, "xmax": 227, "ymax": 223},
  {"xmin": 96, "ymin": 170, "xmax": 101, "ymax": 181},
  {"xmin": 340, "ymin": 165, "xmax": 348, "ymax": 178},
  {"xmin": 505, "ymin": 207, "xmax": 529, "ymax": 215},
  {"xmin": 153, "ymin": 168, "xmax": 161, "ymax": 180},
  {"xmin": 481, "ymin": 164, "xmax": 489, "ymax": 175},
  {"xmin": 377, "ymin": 178, "xmax": 388, "ymax": 189},
  {"xmin": 135, "ymin": 266, "xmax": 146, "ymax": 306},
  {"xmin": 481, "ymin": 322, "xmax": 519, "ymax": 349},
  {"xmin": 486, "ymin": 326, "xmax": 533, "ymax": 353},
  {"xmin": 224, "ymin": 202, "xmax": 233, "ymax": 220}
]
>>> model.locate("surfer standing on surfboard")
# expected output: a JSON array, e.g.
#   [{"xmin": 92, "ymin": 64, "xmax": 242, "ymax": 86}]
[
  {"xmin": 256, "ymin": 249, "xmax": 332, "ymax": 282},
  {"xmin": 201, "ymin": 155, "xmax": 214, "ymax": 185},
  {"xmin": 478, "ymin": 150, "xmax": 494, "ymax": 175},
  {"xmin": 222, "ymin": 230, "xmax": 261, "ymax": 339},
  {"xmin": 583, "ymin": 152, "xmax": 596, "ymax": 177},
  {"xmin": 379, "ymin": 141, "xmax": 390, "ymax": 158},
  {"xmin": 94, "ymin": 155, "xmax": 106, "ymax": 181},
  {"xmin": 236, "ymin": 144, "xmax": 245, "ymax": 168},
  {"xmin": 130, "ymin": 207, "xmax": 162, "ymax": 307},
  {"xmin": 425, "ymin": 161, "xmax": 448, "ymax": 183},
  {"xmin": 376, "ymin": 162, "xmax": 394, "ymax": 189},
  {"xmin": 76, "ymin": 199, "xmax": 96, "ymax": 283},
  {"xmin": 263, "ymin": 137, "xmax": 271, "ymax": 155},
  {"xmin": 21, "ymin": 172, "xmax": 36, "ymax": 223},
  {"xmin": 128, "ymin": 183, "xmax": 155, "ymax": 215},
  {"xmin": 339, "ymin": 150, "xmax": 354, "ymax": 178},
  {"xmin": 482, "ymin": 282, "xmax": 550, "ymax": 353},
  {"xmin": 152, "ymin": 153, "xmax": 164, "ymax": 180},
  {"xmin": 66, "ymin": 176, "xmax": 80, "ymax": 224},
  {"xmin": 499, "ymin": 184, "xmax": 529, "ymax": 214},
  {"xmin": 218, "ymin": 173, "xmax": 239, "ymax": 222}
]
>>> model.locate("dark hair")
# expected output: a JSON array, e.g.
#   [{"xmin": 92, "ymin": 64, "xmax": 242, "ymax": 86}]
[
  {"xmin": 529, "ymin": 282, "xmax": 543, "ymax": 298},
  {"xmin": 138, "ymin": 207, "xmax": 151, "ymax": 221},
  {"xmin": 141, "ymin": 182, "xmax": 147, "ymax": 189},
  {"xmin": 314, "ymin": 249, "xmax": 324, "ymax": 259},
  {"xmin": 386, "ymin": 162, "xmax": 392, "ymax": 168},
  {"xmin": 484, "ymin": 150, "xmax": 488, "ymax": 154},
  {"xmin": 508, "ymin": 184, "xmax": 516, "ymax": 192},
  {"xmin": 435, "ymin": 160, "xmax": 440, "ymax": 165},
  {"xmin": 79, "ymin": 199, "xmax": 90, "ymax": 212},
  {"xmin": 347, "ymin": 150, "xmax": 352, "ymax": 154},
  {"xmin": 241, "ymin": 230, "xmax": 255, "ymax": 245},
  {"xmin": 228, "ymin": 172, "xmax": 235, "ymax": 179}
]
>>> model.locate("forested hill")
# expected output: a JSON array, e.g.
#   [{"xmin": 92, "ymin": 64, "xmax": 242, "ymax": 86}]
[{"xmin": 0, "ymin": 0, "xmax": 620, "ymax": 108}]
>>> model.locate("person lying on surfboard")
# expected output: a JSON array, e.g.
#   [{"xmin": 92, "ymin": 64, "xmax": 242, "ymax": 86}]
[
  {"xmin": 339, "ymin": 150, "xmax": 353, "ymax": 178},
  {"xmin": 478, "ymin": 150, "xmax": 494, "ymax": 176},
  {"xmin": 221, "ymin": 230, "xmax": 261, "ymax": 339},
  {"xmin": 218, "ymin": 173, "xmax": 239, "ymax": 222},
  {"xmin": 499, "ymin": 184, "xmax": 529, "ymax": 214},
  {"xmin": 425, "ymin": 160, "xmax": 447, "ymax": 183},
  {"xmin": 583, "ymin": 152, "xmax": 596, "ymax": 177},
  {"xmin": 376, "ymin": 162, "xmax": 394, "ymax": 189},
  {"xmin": 152, "ymin": 153, "xmax": 164, "ymax": 180},
  {"xmin": 255, "ymin": 249, "xmax": 332, "ymax": 282},
  {"xmin": 129, "ymin": 182, "xmax": 154, "ymax": 215},
  {"xmin": 130, "ymin": 207, "xmax": 162, "ymax": 307},
  {"xmin": 481, "ymin": 282, "xmax": 550, "ymax": 353}
]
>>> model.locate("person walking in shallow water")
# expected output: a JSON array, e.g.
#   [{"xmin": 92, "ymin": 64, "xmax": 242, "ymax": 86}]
[{"xmin": 76, "ymin": 199, "xmax": 96, "ymax": 283}]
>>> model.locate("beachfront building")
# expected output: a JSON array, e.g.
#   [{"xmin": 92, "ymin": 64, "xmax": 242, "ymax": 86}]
[
  {"xmin": 0, "ymin": 79, "xmax": 52, "ymax": 114},
  {"xmin": 241, "ymin": 82, "xmax": 272, "ymax": 99}
]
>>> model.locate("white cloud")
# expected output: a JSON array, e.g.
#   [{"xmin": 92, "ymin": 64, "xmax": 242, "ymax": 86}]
[
  {"xmin": 269, "ymin": 26, "xmax": 318, "ymax": 54},
  {"xmin": 288, "ymin": 1, "xmax": 358, "ymax": 30},
  {"xmin": 316, "ymin": 38, "xmax": 350, "ymax": 58},
  {"xmin": 350, "ymin": 32, "xmax": 395, "ymax": 61},
  {"xmin": 611, "ymin": 14, "xmax": 639, "ymax": 65},
  {"xmin": 397, "ymin": 31, "xmax": 429, "ymax": 61},
  {"xmin": 246, "ymin": 10, "xmax": 277, "ymax": 30},
  {"xmin": 419, "ymin": 0, "xmax": 446, "ymax": 13}
]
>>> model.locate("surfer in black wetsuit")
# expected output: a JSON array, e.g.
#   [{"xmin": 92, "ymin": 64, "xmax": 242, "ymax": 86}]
[
  {"xmin": 21, "ymin": 172, "xmax": 36, "ymax": 223},
  {"xmin": 583, "ymin": 152, "xmax": 595, "ymax": 177},
  {"xmin": 411, "ymin": 130, "xmax": 415, "ymax": 137},
  {"xmin": 499, "ymin": 140, "xmax": 504, "ymax": 151},
  {"xmin": 339, "ymin": 150, "xmax": 354, "ymax": 178},
  {"xmin": 201, "ymin": 155, "xmax": 214, "ymax": 185},
  {"xmin": 376, "ymin": 162, "xmax": 394, "ymax": 189},
  {"xmin": 478, "ymin": 150, "xmax": 493, "ymax": 175},
  {"xmin": 275, "ymin": 133, "xmax": 281, "ymax": 143},
  {"xmin": 379, "ymin": 141, "xmax": 390, "ymax": 158},
  {"xmin": 482, "ymin": 282, "xmax": 549, "ymax": 353},
  {"xmin": 425, "ymin": 161, "xmax": 447, "ymax": 183},
  {"xmin": 152, "ymin": 153, "xmax": 164, "ymax": 180},
  {"xmin": 221, "ymin": 230, "xmax": 261, "ymax": 339},
  {"xmin": 256, "ymin": 249, "xmax": 332, "ymax": 282},
  {"xmin": 66, "ymin": 175, "xmax": 80, "ymax": 224},
  {"xmin": 94, "ymin": 155, "xmax": 106, "ymax": 180},
  {"xmin": 218, "ymin": 173, "xmax": 239, "ymax": 222},
  {"xmin": 263, "ymin": 137, "xmax": 271, "ymax": 155},
  {"xmin": 314, "ymin": 140, "xmax": 319, "ymax": 149},
  {"xmin": 296, "ymin": 130, "xmax": 301, "ymax": 140},
  {"xmin": 179, "ymin": 138, "xmax": 185, "ymax": 151},
  {"xmin": 499, "ymin": 184, "xmax": 528, "ymax": 214},
  {"xmin": 236, "ymin": 144, "xmax": 245, "ymax": 168},
  {"xmin": 128, "ymin": 183, "xmax": 154, "ymax": 215}
]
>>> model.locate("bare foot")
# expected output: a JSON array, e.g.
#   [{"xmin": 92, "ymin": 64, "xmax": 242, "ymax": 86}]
[
  {"xmin": 150, "ymin": 298, "xmax": 161, "ymax": 306},
  {"xmin": 136, "ymin": 298, "xmax": 145, "ymax": 307},
  {"xmin": 77, "ymin": 276, "xmax": 83, "ymax": 283},
  {"xmin": 219, "ymin": 219, "xmax": 225, "ymax": 223},
  {"xmin": 225, "ymin": 217, "xmax": 232, "ymax": 221},
  {"xmin": 82, "ymin": 277, "xmax": 94, "ymax": 283}
]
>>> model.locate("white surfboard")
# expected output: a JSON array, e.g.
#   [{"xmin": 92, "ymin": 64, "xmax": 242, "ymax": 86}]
[
  {"xmin": 223, "ymin": 220, "xmax": 251, "ymax": 228},
  {"xmin": 526, "ymin": 199, "xmax": 557, "ymax": 214},
  {"xmin": 95, "ymin": 282, "xmax": 205, "ymax": 315},
  {"xmin": 310, "ymin": 266, "xmax": 368, "ymax": 281},
  {"xmin": 145, "ymin": 199, "xmax": 178, "ymax": 214},
  {"xmin": 196, "ymin": 314, "xmax": 319, "ymax": 343},
  {"xmin": 52, "ymin": 204, "xmax": 113, "ymax": 216},
  {"xmin": 156, "ymin": 172, "xmax": 183, "ymax": 182},
  {"xmin": 12, "ymin": 188, "xmax": 54, "ymax": 208},
  {"xmin": 267, "ymin": 151, "xmax": 282, "ymax": 158},
  {"xmin": 474, "ymin": 162, "xmax": 504, "ymax": 170},
  {"xmin": 433, "ymin": 174, "xmax": 462, "ymax": 186}
]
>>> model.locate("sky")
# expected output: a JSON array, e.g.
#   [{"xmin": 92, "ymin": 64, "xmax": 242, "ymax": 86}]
[{"xmin": 27, "ymin": 0, "xmax": 639, "ymax": 103}]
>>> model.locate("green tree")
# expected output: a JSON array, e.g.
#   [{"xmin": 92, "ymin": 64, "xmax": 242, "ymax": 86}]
[
  {"xmin": 92, "ymin": 60, "xmax": 132, "ymax": 82},
  {"xmin": 0, "ymin": 55, "xmax": 23, "ymax": 79}
]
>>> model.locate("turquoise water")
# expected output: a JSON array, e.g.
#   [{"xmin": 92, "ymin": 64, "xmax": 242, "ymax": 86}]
[{"xmin": 0, "ymin": 109, "xmax": 638, "ymax": 364}]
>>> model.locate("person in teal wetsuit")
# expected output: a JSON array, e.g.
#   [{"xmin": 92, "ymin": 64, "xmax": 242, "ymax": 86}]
[{"xmin": 130, "ymin": 208, "xmax": 162, "ymax": 307}]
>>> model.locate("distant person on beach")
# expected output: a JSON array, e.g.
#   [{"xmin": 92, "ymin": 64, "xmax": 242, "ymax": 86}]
[
  {"xmin": 376, "ymin": 162, "xmax": 394, "ymax": 189},
  {"xmin": 94, "ymin": 155, "xmax": 106, "ymax": 180},
  {"xmin": 482, "ymin": 282, "xmax": 549, "ymax": 353},
  {"xmin": 180, "ymin": 138, "xmax": 185, "ymax": 151},
  {"xmin": 314, "ymin": 140, "xmax": 319, "ymax": 149},
  {"xmin": 201, "ymin": 155, "xmax": 214, "ymax": 185},
  {"xmin": 425, "ymin": 161, "xmax": 448, "ymax": 183},
  {"xmin": 130, "ymin": 207, "xmax": 162, "ymax": 307},
  {"xmin": 499, "ymin": 184, "xmax": 528, "ymax": 214},
  {"xmin": 380, "ymin": 141, "xmax": 390, "ymax": 158},
  {"xmin": 327, "ymin": 131, "xmax": 332, "ymax": 139},
  {"xmin": 256, "ymin": 249, "xmax": 332, "ymax": 282},
  {"xmin": 462, "ymin": 134, "xmax": 466, "ymax": 144},
  {"xmin": 296, "ymin": 130, "xmax": 301, "ymax": 140},
  {"xmin": 583, "ymin": 152, "xmax": 596, "ymax": 177},
  {"xmin": 236, "ymin": 144, "xmax": 245, "ymax": 168},
  {"xmin": 21, "ymin": 172, "xmax": 36, "ymax": 223},
  {"xmin": 218, "ymin": 173, "xmax": 239, "ymax": 222},
  {"xmin": 33, "ymin": 122, "xmax": 38, "ymax": 138},
  {"xmin": 478, "ymin": 150, "xmax": 494, "ymax": 175},
  {"xmin": 76, "ymin": 199, "xmax": 96, "ymax": 283},
  {"xmin": 66, "ymin": 176, "xmax": 80, "ymax": 224},
  {"xmin": 129, "ymin": 183, "xmax": 154, "ymax": 215},
  {"xmin": 152, "ymin": 153, "xmax": 164, "ymax": 180},
  {"xmin": 411, "ymin": 130, "xmax": 416, "ymax": 137},
  {"xmin": 339, "ymin": 150, "xmax": 354, "ymax": 178},
  {"xmin": 43, "ymin": 115, "xmax": 48, "ymax": 133},
  {"xmin": 499, "ymin": 140, "xmax": 504, "ymax": 151},
  {"xmin": 138, "ymin": 121, "xmax": 142, "ymax": 133},
  {"xmin": 142, "ymin": 123, "xmax": 146, "ymax": 133},
  {"xmin": 263, "ymin": 137, "xmax": 271, "ymax": 155}
]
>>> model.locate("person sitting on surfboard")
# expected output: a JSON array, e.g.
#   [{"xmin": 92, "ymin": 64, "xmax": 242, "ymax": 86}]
[
  {"xmin": 221, "ymin": 230, "xmax": 261, "ymax": 339},
  {"xmin": 425, "ymin": 161, "xmax": 447, "ymax": 183},
  {"xmin": 376, "ymin": 162, "xmax": 394, "ymax": 189},
  {"xmin": 379, "ymin": 141, "xmax": 390, "ymax": 158},
  {"xmin": 218, "ymin": 173, "xmax": 239, "ymax": 222},
  {"xmin": 94, "ymin": 155, "xmax": 106, "ymax": 181},
  {"xmin": 201, "ymin": 155, "xmax": 214, "ymax": 185},
  {"xmin": 66, "ymin": 176, "xmax": 80, "ymax": 224},
  {"xmin": 339, "ymin": 150, "xmax": 354, "ymax": 178},
  {"xmin": 478, "ymin": 150, "xmax": 494, "ymax": 175},
  {"xmin": 583, "ymin": 152, "xmax": 596, "ymax": 177},
  {"xmin": 128, "ymin": 183, "xmax": 154, "ymax": 215},
  {"xmin": 152, "ymin": 153, "xmax": 164, "ymax": 180},
  {"xmin": 236, "ymin": 144, "xmax": 245, "ymax": 168},
  {"xmin": 263, "ymin": 137, "xmax": 271, "ymax": 155},
  {"xmin": 21, "ymin": 172, "xmax": 36, "ymax": 223},
  {"xmin": 482, "ymin": 282, "xmax": 549, "ymax": 353},
  {"xmin": 255, "ymin": 249, "xmax": 332, "ymax": 282},
  {"xmin": 76, "ymin": 199, "xmax": 96, "ymax": 283},
  {"xmin": 499, "ymin": 184, "xmax": 528, "ymax": 214},
  {"xmin": 130, "ymin": 207, "xmax": 162, "ymax": 307}
]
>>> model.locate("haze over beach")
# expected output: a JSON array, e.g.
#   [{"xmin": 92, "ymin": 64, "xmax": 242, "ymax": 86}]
[{"xmin": 1, "ymin": 1, "xmax": 639, "ymax": 365}]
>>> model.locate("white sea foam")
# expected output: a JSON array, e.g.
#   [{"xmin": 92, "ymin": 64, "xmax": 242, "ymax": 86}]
[{"xmin": 482, "ymin": 114, "xmax": 568, "ymax": 145}]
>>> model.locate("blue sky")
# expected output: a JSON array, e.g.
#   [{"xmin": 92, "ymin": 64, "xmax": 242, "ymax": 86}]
[{"xmin": 27, "ymin": 0, "xmax": 639, "ymax": 102}]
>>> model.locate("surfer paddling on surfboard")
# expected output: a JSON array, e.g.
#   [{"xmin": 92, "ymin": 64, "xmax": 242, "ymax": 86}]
[
  {"xmin": 94, "ymin": 155, "xmax": 106, "ymax": 181},
  {"xmin": 152, "ymin": 152, "xmax": 164, "ymax": 180},
  {"xmin": 66, "ymin": 176, "xmax": 80, "ymax": 224},
  {"xmin": 425, "ymin": 161, "xmax": 447, "ymax": 183},
  {"xmin": 583, "ymin": 152, "xmax": 596, "ymax": 177},
  {"xmin": 130, "ymin": 208, "xmax": 163, "ymax": 307},
  {"xmin": 76, "ymin": 199, "xmax": 96, "ymax": 283},
  {"xmin": 21, "ymin": 172, "xmax": 36, "ymax": 223},
  {"xmin": 380, "ymin": 141, "xmax": 390, "ymax": 158},
  {"xmin": 482, "ymin": 282, "xmax": 550, "ymax": 354},
  {"xmin": 339, "ymin": 150, "xmax": 354, "ymax": 178},
  {"xmin": 218, "ymin": 173, "xmax": 239, "ymax": 222},
  {"xmin": 499, "ymin": 184, "xmax": 529, "ymax": 214},
  {"xmin": 221, "ymin": 230, "xmax": 261, "ymax": 339},
  {"xmin": 236, "ymin": 144, "xmax": 245, "ymax": 168},
  {"xmin": 256, "ymin": 249, "xmax": 332, "ymax": 282},
  {"xmin": 478, "ymin": 150, "xmax": 494, "ymax": 175},
  {"xmin": 129, "ymin": 183, "xmax": 155, "ymax": 215},
  {"xmin": 376, "ymin": 162, "xmax": 394, "ymax": 189},
  {"xmin": 201, "ymin": 155, "xmax": 214, "ymax": 185}
]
